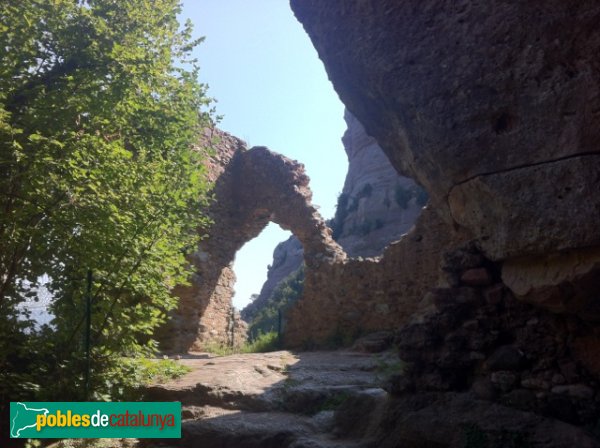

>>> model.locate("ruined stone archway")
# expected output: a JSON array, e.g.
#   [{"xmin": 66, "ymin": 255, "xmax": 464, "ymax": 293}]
[{"xmin": 160, "ymin": 136, "xmax": 345, "ymax": 353}]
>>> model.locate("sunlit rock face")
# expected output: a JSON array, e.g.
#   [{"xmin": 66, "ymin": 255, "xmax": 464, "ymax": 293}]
[
  {"xmin": 240, "ymin": 235, "xmax": 303, "ymax": 325},
  {"xmin": 159, "ymin": 130, "xmax": 345, "ymax": 353},
  {"xmin": 335, "ymin": 109, "xmax": 425, "ymax": 257}
]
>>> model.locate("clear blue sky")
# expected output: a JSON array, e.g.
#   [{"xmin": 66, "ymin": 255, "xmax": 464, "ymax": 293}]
[{"xmin": 181, "ymin": 1, "xmax": 348, "ymax": 309}]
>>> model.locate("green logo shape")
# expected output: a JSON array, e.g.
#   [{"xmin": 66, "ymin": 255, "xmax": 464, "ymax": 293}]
[{"xmin": 10, "ymin": 402, "xmax": 181, "ymax": 439}]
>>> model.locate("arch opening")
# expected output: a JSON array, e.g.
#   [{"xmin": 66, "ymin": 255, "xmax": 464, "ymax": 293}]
[
  {"xmin": 231, "ymin": 222, "xmax": 292, "ymax": 311},
  {"xmin": 158, "ymin": 144, "xmax": 345, "ymax": 353}
]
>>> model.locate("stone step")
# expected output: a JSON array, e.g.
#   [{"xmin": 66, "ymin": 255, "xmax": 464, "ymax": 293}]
[{"xmin": 140, "ymin": 351, "xmax": 392, "ymax": 448}]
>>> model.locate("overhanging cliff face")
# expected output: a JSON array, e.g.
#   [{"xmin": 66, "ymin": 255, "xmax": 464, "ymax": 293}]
[
  {"xmin": 290, "ymin": 0, "xmax": 600, "ymax": 261},
  {"xmin": 290, "ymin": 0, "xmax": 600, "ymax": 318},
  {"xmin": 286, "ymin": 1, "xmax": 600, "ymax": 443}
]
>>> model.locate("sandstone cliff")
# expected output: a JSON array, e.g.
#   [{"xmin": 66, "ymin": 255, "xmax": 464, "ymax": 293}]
[
  {"xmin": 334, "ymin": 109, "xmax": 425, "ymax": 257},
  {"xmin": 286, "ymin": 1, "xmax": 600, "ymax": 445}
]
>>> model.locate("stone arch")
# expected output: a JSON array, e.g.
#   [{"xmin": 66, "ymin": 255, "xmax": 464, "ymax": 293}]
[{"xmin": 160, "ymin": 144, "xmax": 345, "ymax": 352}]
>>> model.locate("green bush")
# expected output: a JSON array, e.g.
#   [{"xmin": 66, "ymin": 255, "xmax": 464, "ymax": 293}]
[
  {"xmin": 245, "ymin": 331, "xmax": 279, "ymax": 353},
  {"xmin": 103, "ymin": 358, "xmax": 191, "ymax": 400},
  {"xmin": 0, "ymin": 0, "xmax": 213, "ymax": 409},
  {"xmin": 202, "ymin": 331, "xmax": 280, "ymax": 356}
]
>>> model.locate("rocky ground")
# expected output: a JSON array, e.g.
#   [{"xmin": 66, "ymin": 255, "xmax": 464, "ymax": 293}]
[
  {"xmin": 46, "ymin": 337, "xmax": 600, "ymax": 448},
  {"xmin": 140, "ymin": 348, "xmax": 396, "ymax": 448},
  {"xmin": 47, "ymin": 347, "xmax": 395, "ymax": 448}
]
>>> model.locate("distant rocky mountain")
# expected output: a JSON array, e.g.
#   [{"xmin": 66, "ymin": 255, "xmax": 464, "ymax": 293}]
[
  {"xmin": 240, "ymin": 235, "xmax": 303, "ymax": 323},
  {"xmin": 333, "ymin": 110, "xmax": 426, "ymax": 256},
  {"xmin": 241, "ymin": 110, "xmax": 426, "ymax": 325}
]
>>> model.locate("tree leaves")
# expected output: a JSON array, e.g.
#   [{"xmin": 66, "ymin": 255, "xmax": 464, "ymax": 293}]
[{"xmin": 0, "ymin": 0, "xmax": 213, "ymax": 402}]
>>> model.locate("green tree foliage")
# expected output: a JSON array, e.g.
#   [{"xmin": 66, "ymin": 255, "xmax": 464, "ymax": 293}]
[
  {"xmin": 0, "ymin": 0, "xmax": 213, "ymax": 405},
  {"xmin": 248, "ymin": 267, "xmax": 304, "ymax": 340}
]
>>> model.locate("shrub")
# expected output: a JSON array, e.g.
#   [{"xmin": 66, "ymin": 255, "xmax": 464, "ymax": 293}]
[
  {"xmin": 0, "ymin": 0, "xmax": 213, "ymax": 408},
  {"xmin": 245, "ymin": 331, "xmax": 279, "ymax": 353}
]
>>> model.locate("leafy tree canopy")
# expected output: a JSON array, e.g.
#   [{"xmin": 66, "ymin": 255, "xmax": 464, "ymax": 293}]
[{"xmin": 0, "ymin": 0, "xmax": 213, "ymax": 404}]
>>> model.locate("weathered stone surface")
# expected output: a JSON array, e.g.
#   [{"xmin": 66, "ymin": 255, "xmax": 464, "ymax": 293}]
[
  {"xmin": 572, "ymin": 331, "xmax": 600, "ymax": 378},
  {"xmin": 448, "ymin": 155, "xmax": 600, "ymax": 260},
  {"xmin": 375, "ymin": 393, "xmax": 600, "ymax": 448},
  {"xmin": 285, "ymin": 207, "xmax": 468, "ymax": 347},
  {"xmin": 139, "ymin": 349, "xmax": 599, "ymax": 448},
  {"xmin": 352, "ymin": 331, "xmax": 394, "ymax": 353},
  {"xmin": 334, "ymin": 110, "xmax": 425, "ymax": 257},
  {"xmin": 160, "ymin": 133, "xmax": 345, "ymax": 353},
  {"xmin": 143, "ymin": 350, "xmax": 390, "ymax": 448},
  {"xmin": 502, "ymin": 246, "xmax": 600, "ymax": 319},
  {"xmin": 551, "ymin": 384, "xmax": 595, "ymax": 400},
  {"xmin": 485, "ymin": 346, "xmax": 524, "ymax": 372},
  {"xmin": 243, "ymin": 110, "xmax": 425, "ymax": 327},
  {"xmin": 471, "ymin": 378, "xmax": 496, "ymax": 401},
  {"xmin": 290, "ymin": 0, "xmax": 600, "ymax": 262},
  {"xmin": 389, "ymin": 252, "xmax": 600, "ymax": 430},
  {"xmin": 460, "ymin": 268, "xmax": 492, "ymax": 287}
]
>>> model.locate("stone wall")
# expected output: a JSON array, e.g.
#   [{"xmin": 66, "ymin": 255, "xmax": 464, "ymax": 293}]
[
  {"xmin": 160, "ymin": 137, "xmax": 345, "ymax": 353},
  {"xmin": 380, "ymin": 246, "xmax": 600, "ymax": 445},
  {"xmin": 285, "ymin": 207, "xmax": 469, "ymax": 346},
  {"xmin": 242, "ymin": 109, "xmax": 425, "ymax": 326}
]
